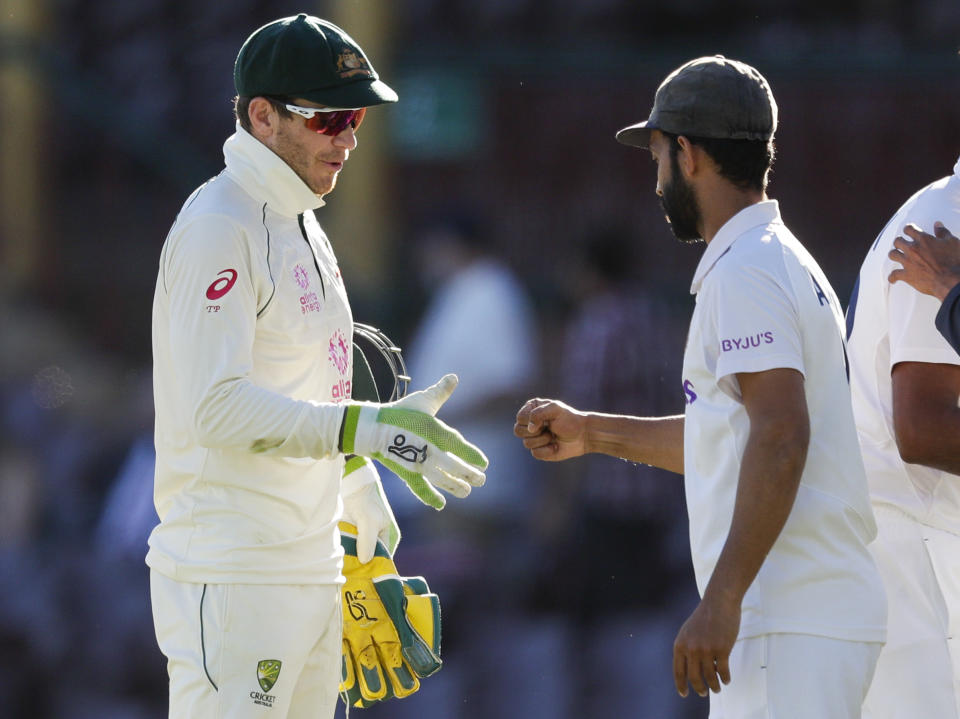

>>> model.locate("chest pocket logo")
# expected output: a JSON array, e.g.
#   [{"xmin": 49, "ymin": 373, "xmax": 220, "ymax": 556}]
[{"xmin": 293, "ymin": 263, "xmax": 323, "ymax": 315}]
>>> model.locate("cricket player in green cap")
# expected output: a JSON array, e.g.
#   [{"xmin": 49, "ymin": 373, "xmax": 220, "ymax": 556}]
[{"xmin": 148, "ymin": 14, "xmax": 487, "ymax": 718}]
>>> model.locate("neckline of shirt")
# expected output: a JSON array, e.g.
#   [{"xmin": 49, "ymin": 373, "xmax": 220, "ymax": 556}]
[
  {"xmin": 222, "ymin": 124, "xmax": 325, "ymax": 218},
  {"xmin": 690, "ymin": 199, "xmax": 782, "ymax": 294}
]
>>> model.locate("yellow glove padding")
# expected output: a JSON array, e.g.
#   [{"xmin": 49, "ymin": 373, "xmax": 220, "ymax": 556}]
[{"xmin": 339, "ymin": 522, "xmax": 441, "ymax": 709}]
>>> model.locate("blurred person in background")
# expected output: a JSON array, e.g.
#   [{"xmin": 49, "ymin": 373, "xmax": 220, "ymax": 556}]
[
  {"xmin": 383, "ymin": 207, "xmax": 548, "ymax": 718},
  {"xmin": 515, "ymin": 56, "xmax": 886, "ymax": 718},
  {"xmin": 846, "ymin": 151, "xmax": 960, "ymax": 718},
  {"xmin": 532, "ymin": 226, "xmax": 700, "ymax": 718},
  {"xmin": 148, "ymin": 14, "xmax": 486, "ymax": 719}
]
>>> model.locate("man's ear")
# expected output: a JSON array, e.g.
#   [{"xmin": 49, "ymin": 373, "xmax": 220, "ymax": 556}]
[
  {"xmin": 247, "ymin": 97, "xmax": 278, "ymax": 141},
  {"xmin": 675, "ymin": 135, "xmax": 698, "ymax": 178}
]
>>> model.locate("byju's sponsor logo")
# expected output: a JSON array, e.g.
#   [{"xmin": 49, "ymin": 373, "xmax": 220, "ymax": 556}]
[
  {"xmin": 721, "ymin": 332, "xmax": 773, "ymax": 352},
  {"xmin": 388, "ymin": 434, "xmax": 427, "ymax": 464},
  {"xmin": 683, "ymin": 380, "xmax": 697, "ymax": 405}
]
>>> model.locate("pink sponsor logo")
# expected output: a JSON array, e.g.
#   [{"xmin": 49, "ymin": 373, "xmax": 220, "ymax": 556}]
[
  {"xmin": 300, "ymin": 292, "xmax": 321, "ymax": 314},
  {"xmin": 206, "ymin": 269, "xmax": 237, "ymax": 300},
  {"xmin": 331, "ymin": 379, "xmax": 352, "ymax": 402},
  {"xmin": 293, "ymin": 264, "xmax": 310, "ymax": 290},
  {"xmin": 329, "ymin": 329, "xmax": 350, "ymax": 376}
]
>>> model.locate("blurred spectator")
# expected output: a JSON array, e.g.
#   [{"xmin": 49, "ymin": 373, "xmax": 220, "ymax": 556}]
[
  {"xmin": 531, "ymin": 227, "xmax": 704, "ymax": 718},
  {"xmin": 400, "ymin": 206, "xmax": 539, "ymax": 520},
  {"xmin": 381, "ymin": 206, "xmax": 554, "ymax": 718}
]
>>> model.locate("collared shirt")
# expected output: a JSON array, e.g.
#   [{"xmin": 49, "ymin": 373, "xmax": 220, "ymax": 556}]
[
  {"xmin": 148, "ymin": 126, "xmax": 351, "ymax": 584},
  {"xmin": 683, "ymin": 200, "xmax": 886, "ymax": 642},
  {"xmin": 847, "ymin": 155, "xmax": 960, "ymax": 534}
]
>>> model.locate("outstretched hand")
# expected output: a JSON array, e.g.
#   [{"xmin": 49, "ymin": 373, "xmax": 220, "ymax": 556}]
[
  {"xmin": 888, "ymin": 222, "xmax": 960, "ymax": 301},
  {"xmin": 513, "ymin": 398, "xmax": 588, "ymax": 462},
  {"xmin": 342, "ymin": 374, "xmax": 488, "ymax": 510}
]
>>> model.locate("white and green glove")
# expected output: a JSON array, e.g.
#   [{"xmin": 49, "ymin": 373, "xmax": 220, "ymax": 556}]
[
  {"xmin": 338, "ymin": 374, "xmax": 488, "ymax": 509},
  {"xmin": 341, "ymin": 456, "xmax": 401, "ymax": 563}
]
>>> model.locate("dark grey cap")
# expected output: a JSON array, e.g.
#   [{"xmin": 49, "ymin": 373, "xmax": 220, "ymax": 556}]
[
  {"xmin": 235, "ymin": 14, "xmax": 398, "ymax": 109},
  {"xmin": 616, "ymin": 55, "xmax": 777, "ymax": 149}
]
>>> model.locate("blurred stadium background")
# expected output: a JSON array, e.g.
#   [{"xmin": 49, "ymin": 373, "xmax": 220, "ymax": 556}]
[{"xmin": 0, "ymin": 1, "xmax": 958, "ymax": 717}]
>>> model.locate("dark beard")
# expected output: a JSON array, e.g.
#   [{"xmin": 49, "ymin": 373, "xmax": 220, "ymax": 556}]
[{"xmin": 660, "ymin": 152, "xmax": 703, "ymax": 243}]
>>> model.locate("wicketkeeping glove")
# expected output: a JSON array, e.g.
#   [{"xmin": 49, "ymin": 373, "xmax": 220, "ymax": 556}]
[
  {"xmin": 339, "ymin": 522, "xmax": 442, "ymax": 708},
  {"xmin": 338, "ymin": 373, "xmax": 488, "ymax": 509}
]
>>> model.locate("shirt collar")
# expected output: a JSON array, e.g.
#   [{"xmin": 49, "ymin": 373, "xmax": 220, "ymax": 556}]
[
  {"xmin": 222, "ymin": 124, "xmax": 325, "ymax": 218},
  {"xmin": 689, "ymin": 199, "xmax": 782, "ymax": 294}
]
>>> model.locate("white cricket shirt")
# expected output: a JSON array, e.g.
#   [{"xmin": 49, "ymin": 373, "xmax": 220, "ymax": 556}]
[
  {"xmin": 682, "ymin": 200, "xmax": 886, "ymax": 642},
  {"xmin": 148, "ymin": 126, "xmax": 353, "ymax": 584},
  {"xmin": 847, "ymin": 156, "xmax": 960, "ymax": 534}
]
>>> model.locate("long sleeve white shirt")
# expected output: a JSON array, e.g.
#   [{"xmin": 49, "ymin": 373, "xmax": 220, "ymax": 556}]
[{"xmin": 147, "ymin": 126, "xmax": 354, "ymax": 584}]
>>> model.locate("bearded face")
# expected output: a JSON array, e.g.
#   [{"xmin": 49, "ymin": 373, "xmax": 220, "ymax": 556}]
[{"xmin": 660, "ymin": 148, "xmax": 704, "ymax": 243}]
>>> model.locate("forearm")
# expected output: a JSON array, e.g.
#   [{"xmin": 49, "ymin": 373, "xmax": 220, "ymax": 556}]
[
  {"xmin": 193, "ymin": 376, "xmax": 345, "ymax": 458},
  {"xmin": 702, "ymin": 424, "xmax": 807, "ymax": 605},
  {"xmin": 892, "ymin": 362, "xmax": 960, "ymax": 474},
  {"xmin": 896, "ymin": 402, "xmax": 960, "ymax": 474},
  {"xmin": 584, "ymin": 412, "xmax": 684, "ymax": 474}
]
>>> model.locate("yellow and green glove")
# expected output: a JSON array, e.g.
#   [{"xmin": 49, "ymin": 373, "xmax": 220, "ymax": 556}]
[
  {"xmin": 339, "ymin": 522, "xmax": 442, "ymax": 708},
  {"xmin": 339, "ymin": 373, "xmax": 488, "ymax": 509}
]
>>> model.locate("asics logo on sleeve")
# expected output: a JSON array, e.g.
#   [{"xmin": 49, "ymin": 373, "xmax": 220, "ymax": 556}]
[
  {"xmin": 206, "ymin": 269, "xmax": 238, "ymax": 300},
  {"xmin": 388, "ymin": 434, "xmax": 428, "ymax": 464}
]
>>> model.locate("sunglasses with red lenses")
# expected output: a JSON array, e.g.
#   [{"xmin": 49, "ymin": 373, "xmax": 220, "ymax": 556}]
[{"xmin": 281, "ymin": 102, "xmax": 366, "ymax": 136}]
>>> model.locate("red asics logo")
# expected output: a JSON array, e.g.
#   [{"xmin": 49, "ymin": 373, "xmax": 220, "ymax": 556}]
[{"xmin": 206, "ymin": 269, "xmax": 238, "ymax": 300}]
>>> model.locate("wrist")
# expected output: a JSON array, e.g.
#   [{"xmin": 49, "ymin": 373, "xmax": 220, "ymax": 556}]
[
  {"xmin": 582, "ymin": 411, "xmax": 598, "ymax": 455},
  {"xmin": 339, "ymin": 402, "xmax": 378, "ymax": 455},
  {"xmin": 934, "ymin": 277, "xmax": 960, "ymax": 302},
  {"xmin": 702, "ymin": 574, "xmax": 747, "ymax": 609}
]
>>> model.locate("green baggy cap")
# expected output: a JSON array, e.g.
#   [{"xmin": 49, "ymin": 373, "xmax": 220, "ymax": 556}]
[
  {"xmin": 616, "ymin": 55, "xmax": 777, "ymax": 149},
  {"xmin": 234, "ymin": 14, "xmax": 398, "ymax": 109}
]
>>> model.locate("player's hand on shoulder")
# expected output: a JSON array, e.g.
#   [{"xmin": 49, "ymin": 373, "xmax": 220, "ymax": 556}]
[
  {"xmin": 888, "ymin": 221, "xmax": 960, "ymax": 301},
  {"xmin": 514, "ymin": 398, "xmax": 588, "ymax": 462}
]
